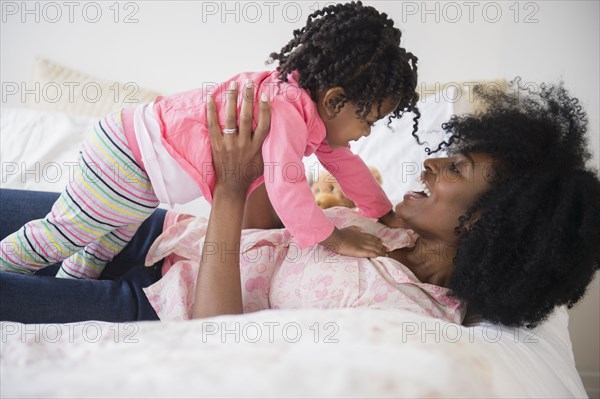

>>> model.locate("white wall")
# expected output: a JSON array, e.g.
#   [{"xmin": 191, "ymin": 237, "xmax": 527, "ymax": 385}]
[
  {"xmin": 1, "ymin": 0, "xmax": 598, "ymax": 395},
  {"xmin": 2, "ymin": 1, "xmax": 598, "ymax": 166}
]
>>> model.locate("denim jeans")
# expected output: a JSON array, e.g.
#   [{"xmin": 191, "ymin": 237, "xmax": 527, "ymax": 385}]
[{"xmin": 0, "ymin": 189, "xmax": 165, "ymax": 323}]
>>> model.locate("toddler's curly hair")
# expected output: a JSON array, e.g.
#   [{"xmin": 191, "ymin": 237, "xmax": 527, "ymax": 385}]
[
  {"xmin": 439, "ymin": 79, "xmax": 600, "ymax": 328},
  {"xmin": 268, "ymin": 1, "xmax": 420, "ymax": 138}
]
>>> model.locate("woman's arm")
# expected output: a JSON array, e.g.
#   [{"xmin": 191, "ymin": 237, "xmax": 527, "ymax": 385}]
[{"xmin": 192, "ymin": 81, "xmax": 270, "ymax": 319}]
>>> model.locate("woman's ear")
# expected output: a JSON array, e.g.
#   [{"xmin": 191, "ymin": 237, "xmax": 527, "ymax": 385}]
[
  {"xmin": 320, "ymin": 87, "xmax": 346, "ymax": 119},
  {"xmin": 464, "ymin": 211, "xmax": 483, "ymax": 232}
]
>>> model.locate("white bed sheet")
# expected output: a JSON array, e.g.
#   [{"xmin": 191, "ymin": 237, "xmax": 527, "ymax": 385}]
[{"xmin": 0, "ymin": 307, "xmax": 586, "ymax": 398}]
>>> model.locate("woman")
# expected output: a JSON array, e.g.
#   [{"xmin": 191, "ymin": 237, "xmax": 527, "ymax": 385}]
[{"xmin": 2, "ymin": 79, "xmax": 599, "ymax": 327}]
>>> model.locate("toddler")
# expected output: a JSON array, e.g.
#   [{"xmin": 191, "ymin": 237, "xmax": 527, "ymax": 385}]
[{"xmin": 0, "ymin": 1, "xmax": 419, "ymax": 279}]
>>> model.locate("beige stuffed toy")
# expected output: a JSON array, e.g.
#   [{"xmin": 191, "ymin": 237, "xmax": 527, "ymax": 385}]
[{"xmin": 311, "ymin": 167, "xmax": 382, "ymax": 209}]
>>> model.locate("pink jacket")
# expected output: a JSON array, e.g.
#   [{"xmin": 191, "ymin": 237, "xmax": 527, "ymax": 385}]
[{"xmin": 123, "ymin": 70, "xmax": 392, "ymax": 248}]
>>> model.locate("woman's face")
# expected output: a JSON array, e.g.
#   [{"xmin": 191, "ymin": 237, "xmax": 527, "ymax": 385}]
[{"xmin": 395, "ymin": 152, "xmax": 494, "ymax": 243}]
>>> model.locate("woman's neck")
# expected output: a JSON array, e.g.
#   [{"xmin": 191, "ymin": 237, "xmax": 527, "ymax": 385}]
[{"xmin": 387, "ymin": 236, "xmax": 455, "ymax": 288}]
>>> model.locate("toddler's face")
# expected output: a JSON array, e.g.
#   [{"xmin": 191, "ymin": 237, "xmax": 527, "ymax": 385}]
[{"xmin": 322, "ymin": 97, "xmax": 398, "ymax": 148}]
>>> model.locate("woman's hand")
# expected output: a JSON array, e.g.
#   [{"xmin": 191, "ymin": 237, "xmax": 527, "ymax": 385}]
[
  {"xmin": 192, "ymin": 81, "xmax": 271, "ymax": 319},
  {"xmin": 320, "ymin": 226, "xmax": 388, "ymax": 258},
  {"xmin": 207, "ymin": 81, "xmax": 270, "ymax": 196}
]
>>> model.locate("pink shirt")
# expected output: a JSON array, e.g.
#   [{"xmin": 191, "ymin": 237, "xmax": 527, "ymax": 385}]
[
  {"xmin": 142, "ymin": 207, "xmax": 466, "ymax": 323},
  {"xmin": 123, "ymin": 71, "xmax": 392, "ymax": 248}
]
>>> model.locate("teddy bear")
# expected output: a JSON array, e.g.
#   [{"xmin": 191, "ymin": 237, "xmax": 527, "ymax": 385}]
[{"xmin": 311, "ymin": 167, "xmax": 383, "ymax": 209}]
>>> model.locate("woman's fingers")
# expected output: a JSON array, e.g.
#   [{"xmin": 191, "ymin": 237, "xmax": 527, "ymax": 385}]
[
  {"xmin": 239, "ymin": 80, "xmax": 254, "ymax": 141},
  {"xmin": 206, "ymin": 95, "xmax": 222, "ymax": 147},
  {"xmin": 224, "ymin": 81, "xmax": 238, "ymax": 137},
  {"xmin": 206, "ymin": 79, "xmax": 272, "ymax": 193},
  {"xmin": 253, "ymin": 92, "xmax": 271, "ymax": 150}
]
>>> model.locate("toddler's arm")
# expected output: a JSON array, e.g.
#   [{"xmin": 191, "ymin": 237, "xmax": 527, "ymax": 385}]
[
  {"xmin": 315, "ymin": 142, "xmax": 393, "ymax": 219},
  {"xmin": 261, "ymin": 105, "xmax": 387, "ymax": 256}
]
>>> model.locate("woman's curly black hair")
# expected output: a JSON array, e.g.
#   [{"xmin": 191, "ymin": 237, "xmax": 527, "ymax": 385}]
[
  {"xmin": 439, "ymin": 78, "xmax": 600, "ymax": 328},
  {"xmin": 268, "ymin": 1, "xmax": 421, "ymax": 140}
]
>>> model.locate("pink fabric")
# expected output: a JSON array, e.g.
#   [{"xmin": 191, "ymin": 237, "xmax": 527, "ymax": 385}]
[
  {"xmin": 122, "ymin": 70, "xmax": 392, "ymax": 249},
  {"xmin": 159, "ymin": 211, "xmax": 196, "ymax": 276},
  {"xmin": 143, "ymin": 207, "xmax": 466, "ymax": 324}
]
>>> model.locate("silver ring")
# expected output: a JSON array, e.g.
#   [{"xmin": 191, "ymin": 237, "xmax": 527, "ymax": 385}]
[{"xmin": 223, "ymin": 128, "xmax": 238, "ymax": 135}]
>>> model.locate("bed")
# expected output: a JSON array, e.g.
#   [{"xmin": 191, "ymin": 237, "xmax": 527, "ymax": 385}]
[
  {"xmin": 0, "ymin": 60, "xmax": 590, "ymax": 398},
  {"xmin": 0, "ymin": 307, "xmax": 586, "ymax": 397}
]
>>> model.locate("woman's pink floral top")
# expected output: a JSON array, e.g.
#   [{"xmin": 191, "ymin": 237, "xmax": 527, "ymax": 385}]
[{"xmin": 143, "ymin": 207, "xmax": 466, "ymax": 323}]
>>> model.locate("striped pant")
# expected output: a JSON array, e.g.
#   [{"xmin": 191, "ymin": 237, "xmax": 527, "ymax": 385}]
[{"xmin": 0, "ymin": 111, "xmax": 160, "ymax": 279}]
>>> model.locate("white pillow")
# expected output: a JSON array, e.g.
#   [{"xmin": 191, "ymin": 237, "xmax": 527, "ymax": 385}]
[
  {"xmin": 1, "ymin": 81, "xmax": 501, "ymax": 216},
  {"xmin": 0, "ymin": 107, "xmax": 97, "ymax": 193},
  {"xmin": 469, "ymin": 305, "xmax": 586, "ymax": 397},
  {"xmin": 24, "ymin": 58, "xmax": 161, "ymax": 117}
]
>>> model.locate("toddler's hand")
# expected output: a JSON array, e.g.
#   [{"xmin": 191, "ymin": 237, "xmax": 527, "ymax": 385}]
[{"xmin": 320, "ymin": 227, "xmax": 388, "ymax": 258}]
